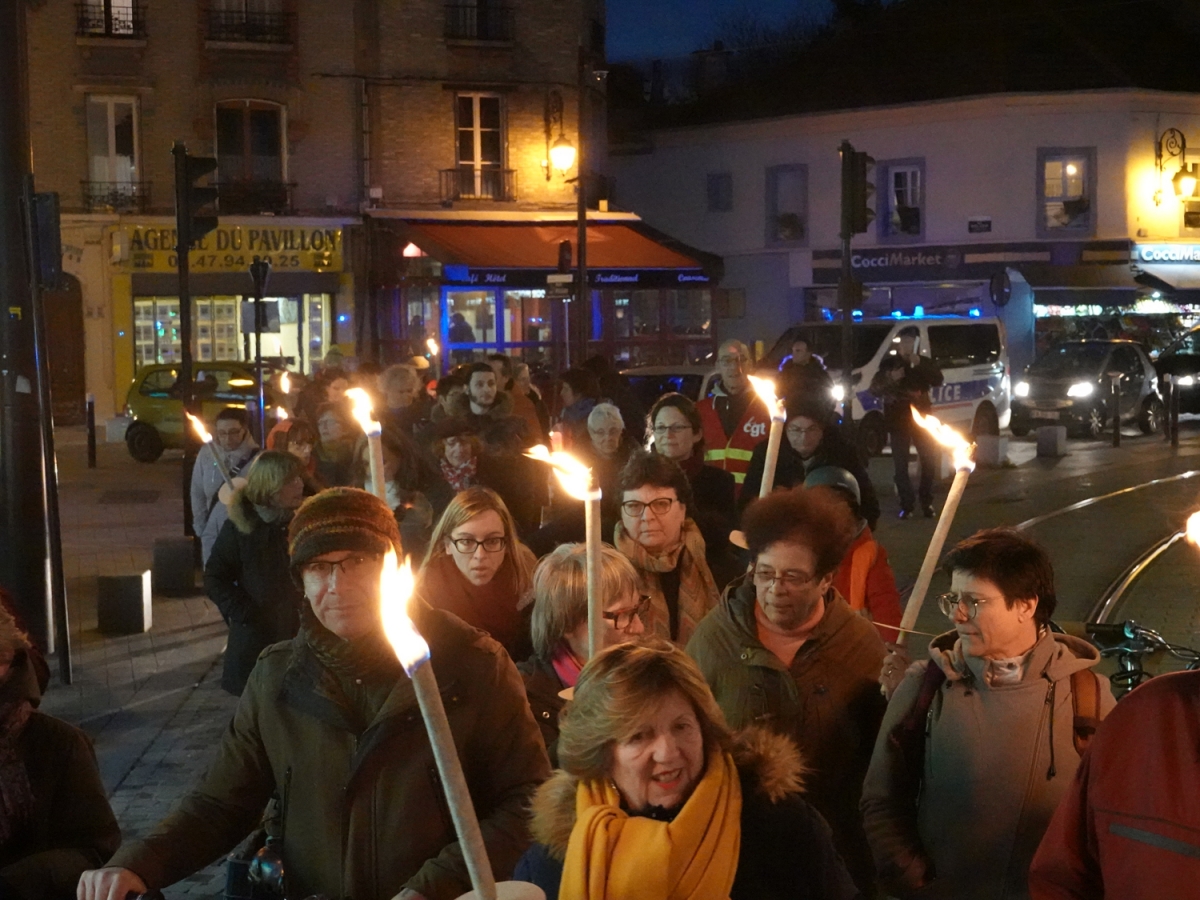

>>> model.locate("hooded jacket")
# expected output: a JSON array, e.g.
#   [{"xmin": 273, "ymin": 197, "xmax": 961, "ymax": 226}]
[
  {"xmin": 202, "ymin": 491, "xmax": 304, "ymax": 695},
  {"xmin": 514, "ymin": 727, "xmax": 859, "ymax": 900},
  {"xmin": 106, "ymin": 600, "xmax": 552, "ymax": 900},
  {"xmin": 191, "ymin": 434, "xmax": 259, "ymax": 563},
  {"xmin": 686, "ymin": 575, "xmax": 886, "ymax": 895},
  {"xmin": 0, "ymin": 653, "xmax": 121, "ymax": 900},
  {"xmin": 861, "ymin": 629, "xmax": 1115, "ymax": 900}
]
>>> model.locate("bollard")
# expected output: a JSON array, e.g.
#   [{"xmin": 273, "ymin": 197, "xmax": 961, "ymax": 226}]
[
  {"xmin": 86, "ymin": 393, "xmax": 97, "ymax": 468},
  {"xmin": 1109, "ymin": 373, "xmax": 1121, "ymax": 448},
  {"xmin": 1171, "ymin": 375, "xmax": 1181, "ymax": 448}
]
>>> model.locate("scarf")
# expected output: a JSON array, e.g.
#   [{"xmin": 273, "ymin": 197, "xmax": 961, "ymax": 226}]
[
  {"xmin": 560, "ymin": 749, "xmax": 742, "ymax": 900},
  {"xmin": 551, "ymin": 642, "xmax": 584, "ymax": 688},
  {"xmin": 440, "ymin": 456, "xmax": 478, "ymax": 492},
  {"xmin": 614, "ymin": 519, "xmax": 718, "ymax": 646},
  {"xmin": 0, "ymin": 689, "xmax": 35, "ymax": 844},
  {"xmin": 416, "ymin": 553, "xmax": 526, "ymax": 654}
]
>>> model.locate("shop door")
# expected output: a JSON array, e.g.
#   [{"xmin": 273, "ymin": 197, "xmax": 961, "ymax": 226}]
[{"xmin": 43, "ymin": 275, "xmax": 87, "ymax": 425}]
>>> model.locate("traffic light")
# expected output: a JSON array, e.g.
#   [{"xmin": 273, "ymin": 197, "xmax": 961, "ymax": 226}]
[
  {"xmin": 840, "ymin": 140, "xmax": 875, "ymax": 238},
  {"xmin": 173, "ymin": 141, "xmax": 218, "ymax": 252}
]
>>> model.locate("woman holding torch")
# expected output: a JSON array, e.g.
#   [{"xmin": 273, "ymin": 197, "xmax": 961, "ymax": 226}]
[{"xmin": 79, "ymin": 487, "xmax": 551, "ymax": 900}]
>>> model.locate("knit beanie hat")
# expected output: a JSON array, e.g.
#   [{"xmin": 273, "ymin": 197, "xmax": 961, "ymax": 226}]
[{"xmin": 288, "ymin": 487, "xmax": 402, "ymax": 577}]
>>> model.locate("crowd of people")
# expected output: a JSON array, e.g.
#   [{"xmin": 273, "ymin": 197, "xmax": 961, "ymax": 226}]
[{"xmin": 0, "ymin": 337, "xmax": 1193, "ymax": 900}]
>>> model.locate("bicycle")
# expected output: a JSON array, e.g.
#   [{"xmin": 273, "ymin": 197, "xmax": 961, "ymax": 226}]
[{"xmin": 1084, "ymin": 619, "xmax": 1200, "ymax": 696}]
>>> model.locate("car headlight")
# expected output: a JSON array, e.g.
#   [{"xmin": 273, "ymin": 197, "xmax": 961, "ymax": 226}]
[
  {"xmin": 831, "ymin": 384, "xmax": 845, "ymax": 402},
  {"xmin": 1176, "ymin": 375, "xmax": 1195, "ymax": 387},
  {"xmin": 1067, "ymin": 382, "xmax": 1095, "ymax": 398},
  {"xmin": 1014, "ymin": 381, "xmax": 1030, "ymax": 398}
]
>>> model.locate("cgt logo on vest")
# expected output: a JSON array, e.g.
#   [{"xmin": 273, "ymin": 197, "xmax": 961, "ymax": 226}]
[{"xmin": 743, "ymin": 418, "xmax": 769, "ymax": 439}]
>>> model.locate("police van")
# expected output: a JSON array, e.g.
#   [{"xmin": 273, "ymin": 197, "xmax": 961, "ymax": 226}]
[{"xmin": 766, "ymin": 314, "xmax": 1011, "ymax": 455}]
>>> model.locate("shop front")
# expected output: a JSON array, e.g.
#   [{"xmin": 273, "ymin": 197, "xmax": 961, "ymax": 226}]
[{"xmin": 366, "ymin": 213, "xmax": 722, "ymax": 373}]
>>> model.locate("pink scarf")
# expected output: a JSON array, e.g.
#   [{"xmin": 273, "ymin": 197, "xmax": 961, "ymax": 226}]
[
  {"xmin": 551, "ymin": 642, "xmax": 584, "ymax": 687},
  {"xmin": 440, "ymin": 456, "xmax": 478, "ymax": 492}
]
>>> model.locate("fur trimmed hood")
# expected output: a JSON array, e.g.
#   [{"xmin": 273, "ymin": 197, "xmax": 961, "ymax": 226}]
[{"xmin": 529, "ymin": 725, "xmax": 806, "ymax": 858}]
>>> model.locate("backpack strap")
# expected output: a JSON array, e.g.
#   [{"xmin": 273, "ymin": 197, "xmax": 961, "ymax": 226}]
[
  {"xmin": 888, "ymin": 661, "xmax": 947, "ymax": 786},
  {"xmin": 1070, "ymin": 669, "xmax": 1103, "ymax": 756}
]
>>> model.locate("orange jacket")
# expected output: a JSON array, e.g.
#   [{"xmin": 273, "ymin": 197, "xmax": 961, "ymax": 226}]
[
  {"xmin": 831, "ymin": 527, "xmax": 902, "ymax": 641},
  {"xmin": 697, "ymin": 390, "xmax": 772, "ymax": 492}
]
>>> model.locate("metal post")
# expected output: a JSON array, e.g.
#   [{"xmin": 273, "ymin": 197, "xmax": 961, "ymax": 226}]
[
  {"xmin": 249, "ymin": 256, "xmax": 271, "ymax": 443},
  {"xmin": 0, "ymin": 3, "xmax": 52, "ymax": 651},
  {"xmin": 173, "ymin": 142, "xmax": 198, "ymax": 538},
  {"xmin": 1110, "ymin": 372, "xmax": 1121, "ymax": 448},
  {"xmin": 576, "ymin": 45, "xmax": 588, "ymax": 369},
  {"xmin": 1163, "ymin": 375, "xmax": 1173, "ymax": 444},
  {"xmin": 1171, "ymin": 375, "xmax": 1181, "ymax": 448},
  {"xmin": 838, "ymin": 141, "xmax": 857, "ymax": 435},
  {"xmin": 86, "ymin": 393, "xmax": 96, "ymax": 468}
]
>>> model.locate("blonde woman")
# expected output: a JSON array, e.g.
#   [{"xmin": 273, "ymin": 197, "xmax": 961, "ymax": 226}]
[
  {"xmin": 418, "ymin": 486, "xmax": 538, "ymax": 658},
  {"xmin": 518, "ymin": 543, "xmax": 648, "ymax": 764},
  {"xmin": 514, "ymin": 641, "xmax": 857, "ymax": 900}
]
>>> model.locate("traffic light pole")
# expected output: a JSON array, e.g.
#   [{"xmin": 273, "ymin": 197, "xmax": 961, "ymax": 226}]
[
  {"xmin": 173, "ymin": 143, "xmax": 198, "ymax": 538},
  {"xmin": 838, "ymin": 140, "xmax": 874, "ymax": 435}
]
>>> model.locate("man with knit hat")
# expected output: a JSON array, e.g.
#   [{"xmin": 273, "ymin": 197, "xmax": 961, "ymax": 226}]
[{"xmin": 80, "ymin": 487, "xmax": 551, "ymax": 900}]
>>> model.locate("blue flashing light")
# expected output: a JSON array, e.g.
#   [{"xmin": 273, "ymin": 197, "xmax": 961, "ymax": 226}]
[
  {"xmin": 968, "ymin": 307, "xmax": 982, "ymax": 318},
  {"xmin": 913, "ymin": 305, "xmax": 925, "ymax": 318},
  {"xmin": 337, "ymin": 314, "xmax": 348, "ymax": 323},
  {"xmin": 891, "ymin": 310, "xmax": 903, "ymax": 318},
  {"xmin": 820, "ymin": 308, "xmax": 834, "ymax": 321},
  {"xmin": 852, "ymin": 309, "xmax": 863, "ymax": 318}
]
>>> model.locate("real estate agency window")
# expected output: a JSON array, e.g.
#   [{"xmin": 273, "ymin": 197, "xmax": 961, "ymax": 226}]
[
  {"xmin": 216, "ymin": 100, "xmax": 285, "ymax": 185},
  {"xmin": 880, "ymin": 159, "xmax": 924, "ymax": 241},
  {"xmin": 456, "ymin": 94, "xmax": 504, "ymax": 198},
  {"xmin": 1038, "ymin": 147, "xmax": 1096, "ymax": 237},
  {"xmin": 765, "ymin": 164, "xmax": 807, "ymax": 246}
]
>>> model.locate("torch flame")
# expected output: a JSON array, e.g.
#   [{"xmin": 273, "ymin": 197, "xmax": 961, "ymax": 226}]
[
  {"xmin": 525, "ymin": 444, "xmax": 597, "ymax": 501},
  {"xmin": 426, "ymin": 337, "xmax": 439, "ymax": 357},
  {"xmin": 379, "ymin": 549, "xmax": 429, "ymax": 674},
  {"xmin": 276, "ymin": 406, "xmax": 289, "ymax": 420},
  {"xmin": 748, "ymin": 374, "xmax": 786, "ymax": 420},
  {"xmin": 1186, "ymin": 511, "xmax": 1200, "ymax": 547},
  {"xmin": 186, "ymin": 412, "xmax": 213, "ymax": 444},
  {"xmin": 345, "ymin": 387, "xmax": 382, "ymax": 437},
  {"xmin": 280, "ymin": 371, "xmax": 291, "ymax": 395},
  {"xmin": 911, "ymin": 408, "xmax": 975, "ymax": 472}
]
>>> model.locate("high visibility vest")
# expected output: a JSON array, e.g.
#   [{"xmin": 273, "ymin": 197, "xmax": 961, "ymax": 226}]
[{"xmin": 697, "ymin": 394, "xmax": 772, "ymax": 488}]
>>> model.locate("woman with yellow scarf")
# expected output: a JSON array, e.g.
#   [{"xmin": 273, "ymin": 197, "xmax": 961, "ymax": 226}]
[{"xmin": 514, "ymin": 641, "xmax": 859, "ymax": 900}]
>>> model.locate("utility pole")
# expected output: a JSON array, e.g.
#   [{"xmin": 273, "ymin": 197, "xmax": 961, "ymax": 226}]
[
  {"xmin": 0, "ymin": 2, "xmax": 52, "ymax": 650},
  {"xmin": 249, "ymin": 256, "xmax": 271, "ymax": 443},
  {"xmin": 575, "ymin": 44, "xmax": 589, "ymax": 369}
]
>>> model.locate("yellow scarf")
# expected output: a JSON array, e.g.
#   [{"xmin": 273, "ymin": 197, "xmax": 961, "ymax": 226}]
[{"xmin": 559, "ymin": 750, "xmax": 742, "ymax": 900}]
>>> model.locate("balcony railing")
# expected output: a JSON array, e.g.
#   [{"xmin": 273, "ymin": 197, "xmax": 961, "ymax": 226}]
[
  {"xmin": 206, "ymin": 9, "xmax": 294, "ymax": 44},
  {"xmin": 82, "ymin": 180, "xmax": 151, "ymax": 213},
  {"xmin": 217, "ymin": 180, "xmax": 294, "ymax": 215},
  {"xmin": 76, "ymin": 2, "xmax": 148, "ymax": 38},
  {"xmin": 440, "ymin": 167, "xmax": 516, "ymax": 202},
  {"xmin": 444, "ymin": 4, "xmax": 514, "ymax": 41}
]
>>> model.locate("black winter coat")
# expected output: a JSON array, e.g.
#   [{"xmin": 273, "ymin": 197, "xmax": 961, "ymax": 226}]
[
  {"xmin": 203, "ymin": 495, "xmax": 304, "ymax": 695},
  {"xmin": 515, "ymin": 656, "xmax": 566, "ymax": 768},
  {"xmin": 870, "ymin": 357, "xmax": 944, "ymax": 430}
]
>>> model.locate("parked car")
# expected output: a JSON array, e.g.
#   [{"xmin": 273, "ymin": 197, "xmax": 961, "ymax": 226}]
[
  {"xmin": 1152, "ymin": 325, "xmax": 1200, "ymax": 412},
  {"xmin": 765, "ymin": 315, "xmax": 1011, "ymax": 456},
  {"xmin": 1011, "ymin": 340, "xmax": 1161, "ymax": 439},
  {"xmin": 123, "ymin": 362, "xmax": 279, "ymax": 462}
]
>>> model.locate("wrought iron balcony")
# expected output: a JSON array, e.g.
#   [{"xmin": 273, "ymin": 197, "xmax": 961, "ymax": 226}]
[
  {"xmin": 206, "ymin": 8, "xmax": 294, "ymax": 44},
  {"xmin": 440, "ymin": 167, "xmax": 516, "ymax": 202},
  {"xmin": 82, "ymin": 180, "xmax": 151, "ymax": 213},
  {"xmin": 76, "ymin": 1, "xmax": 148, "ymax": 38},
  {"xmin": 217, "ymin": 180, "xmax": 294, "ymax": 215},
  {"xmin": 444, "ymin": 4, "xmax": 514, "ymax": 41}
]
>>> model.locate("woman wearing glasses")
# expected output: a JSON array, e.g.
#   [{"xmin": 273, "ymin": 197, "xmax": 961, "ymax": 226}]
[
  {"xmin": 861, "ymin": 528, "xmax": 1114, "ymax": 900},
  {"xmin": 518, "ymin": 543, "xmax": 648, "ymax": 764},
  {"xmin": 614, "ymin": 451, "xmax": 720, "ymax": 646},
  {"xmin": 687, "ymin": 486, "xmax": 887, "ymax": 897},
  {"xmin": 417, "ymin": 486, "xmax": 538, "ymax": 659}
]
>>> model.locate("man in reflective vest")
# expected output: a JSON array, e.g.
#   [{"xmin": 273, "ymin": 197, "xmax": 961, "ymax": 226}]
[{"xmin": 697, "ymin": 339, "xmax": 771, "ymax": 497}]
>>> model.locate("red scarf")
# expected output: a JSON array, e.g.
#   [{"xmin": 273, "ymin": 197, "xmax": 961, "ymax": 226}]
[
  {"xmin": 417, "ymin": 553, "xmax": 525, "ymax": 654},
  {"xmin": 440, "ymin": 456, "xmax": 478, "ymax": 492},
  {"xmin": 0, "ymin": 691, "xmax": 34, "ymax": 844}
]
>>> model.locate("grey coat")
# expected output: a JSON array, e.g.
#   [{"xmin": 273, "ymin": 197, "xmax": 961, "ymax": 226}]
[{"xmin": 190, "ymin": 435, "xmax": 258, "ymax": 563}]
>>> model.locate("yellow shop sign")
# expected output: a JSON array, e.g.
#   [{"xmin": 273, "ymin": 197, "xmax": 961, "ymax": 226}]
[{"xmin": 118, "ymin": 224, "xmax": 343, "ymax": 273}]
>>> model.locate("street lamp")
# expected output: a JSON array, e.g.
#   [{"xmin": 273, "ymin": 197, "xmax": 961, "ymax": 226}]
[
  {"xmin": 1154, "ymin": 127, "xmax": 1193, "ymax": 205},
  {"xmin": 549, "ymin": 134, "xmax": 576, "ymax": 175},
  {"xmin": 1174, "ymin": 162, "xmax": 1199, "ymax": 199}
]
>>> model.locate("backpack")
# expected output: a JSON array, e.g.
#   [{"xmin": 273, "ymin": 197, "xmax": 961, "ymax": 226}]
[{"xmin": 888, "ymin": 661, "xmax": 1103, "ymax": 784}]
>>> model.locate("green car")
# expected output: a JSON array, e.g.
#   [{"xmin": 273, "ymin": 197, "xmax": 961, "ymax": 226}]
[{"xmin": 124, "ymin": 362, "xmax": 279, "ymax": 462}]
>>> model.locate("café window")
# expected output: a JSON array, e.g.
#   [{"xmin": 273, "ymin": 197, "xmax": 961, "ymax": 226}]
[
  {"xmin": 765, "ymin": 164, "xmax": 807, "ymax": 246},
  {"xmin": 880, "ymin": 159, "xmax": 924, "ymax": 241},
  {"xmin": 1038, "ymin": 147, "xmax": 1095, "ymax": 237}
]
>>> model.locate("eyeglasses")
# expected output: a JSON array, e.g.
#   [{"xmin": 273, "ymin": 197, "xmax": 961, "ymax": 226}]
[
  {"xmin": 602, "ymin": 595, "xmax": 652, "ymax": 631},
  {"xmin": 216, "ymin": 427, "xmax": 245, "ymax": 439},
  {"xmin": 753, "ymin": 568, "xmax": 817, "ymax": 591},
  {"xmin": 652, "ymin": 424, "xmax": 693, "ymax": 436},
  {"xmin": 449, "ymin": 536, "xmax": 507, "ymax": 554},
  {"xmin": 718, "ymin": 355, "xmax": 746, "ymax": 367},
  {"xmin": 786, "ymin": 425, "xmax": 822, "ymax": 437},
  {"xmin": 301, "ymin": 553, "xmax": 379, "ymax": 580},
  {"xmin": 936, "ymin": 591, "xmax": 998, "ymax": 620},
  {"xmin": 589, "ymin": 428, "xmax": 622, "ymax": 439},
  {"xmin": 621, "ymin": 497, "xmax": 677, "ymax": 518}
]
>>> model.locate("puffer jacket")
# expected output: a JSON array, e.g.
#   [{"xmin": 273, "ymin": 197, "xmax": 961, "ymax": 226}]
[
  {"xmin": 106, "ymin": 600, "xmax": 552, "ymax": 900},
  {"xmin": 686, "ymin": 575, "xmax": 887, "ymax": 895},
  {"xmin": 515, "ymin": 727, "xmax": 860, "ymax": 900},
  {"xmin": 191, "ymin": 434, "xmax": 258, "ymax": 563},
  {"xmin": 861, "ymin": 629, "xmax": 1116, "ymax": 900}
]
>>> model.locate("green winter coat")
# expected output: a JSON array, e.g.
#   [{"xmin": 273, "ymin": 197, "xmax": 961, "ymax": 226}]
[
  {"xmin": 686, "ymin": 574, "xmax": 887, "ymax": 896},
  {"xmin": 107, "ymin": 600, "xmax": 552, "ymax": 900}
]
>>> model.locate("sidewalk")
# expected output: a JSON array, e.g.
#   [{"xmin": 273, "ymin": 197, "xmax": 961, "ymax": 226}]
[{"xmin": 42, "ymin": 427, "xmax": 237, "ymax": 898}]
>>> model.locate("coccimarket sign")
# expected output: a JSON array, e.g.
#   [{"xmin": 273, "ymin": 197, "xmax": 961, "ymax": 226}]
[{"xmin": 117, "ymin": 224, "xmax": 343, "ymax": 273}]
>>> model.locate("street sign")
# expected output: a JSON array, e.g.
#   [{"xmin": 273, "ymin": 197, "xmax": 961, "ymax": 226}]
[{"xmin": 547, "ymin": 273, "xmax": 575, "ymax": 284}]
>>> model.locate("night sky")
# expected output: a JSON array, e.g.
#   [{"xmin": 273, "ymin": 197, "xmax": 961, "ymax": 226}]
[{"xmin": 606, "ymin": 0, "xmax": 833, "ymax": 61}]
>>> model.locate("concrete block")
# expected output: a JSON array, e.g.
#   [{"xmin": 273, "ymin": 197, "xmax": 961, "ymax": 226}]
[
  {"xmin": 1036, "ymin": 425, "xmax": 1069, "ymax": 458},
  {"xmin": 97, "ymin": 571, "xmax": 152, "ymax": 634},
  {"xmin": 975, "ymin": 434, "xmax": 1009, "ymax": 467},
  {"xmin": 153, "ymin": 537, "xmax": 197, "ymax": 596},
  {"xmin": 105, "ymin": 416, "xmax": 132, "ymax": 442}
]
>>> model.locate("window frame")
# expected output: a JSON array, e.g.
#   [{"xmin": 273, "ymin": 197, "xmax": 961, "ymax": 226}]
[
  {"xmin": 1036, "ymin": 146, "xmax": 1097, "ymax": 239},
  {"xmin": 86, "ymin": 94, "xmax": 140, "ymax": 185},
  {"xmin": 764, "ymin": 163, "xmax": 808, "ymax": 248},
  {"xmin": 454, "ymin": 92, "xmax": 505, "ymax": 199},
  {"xmin": 706, "ymin": 172, "xmax": 733, "ymax": 213},
  {"xmin": 877, "ymin": 157, "xmax": 925, "ymax": 243},
  {"xmin": 214, "ymin": 99, "xmax": 288, "ymax": 185}
]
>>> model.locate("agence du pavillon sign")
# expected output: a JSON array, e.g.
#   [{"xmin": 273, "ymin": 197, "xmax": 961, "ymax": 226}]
[{"xmin": 116, "ymin": 224, "xmax": 343, "ymax": 273}]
